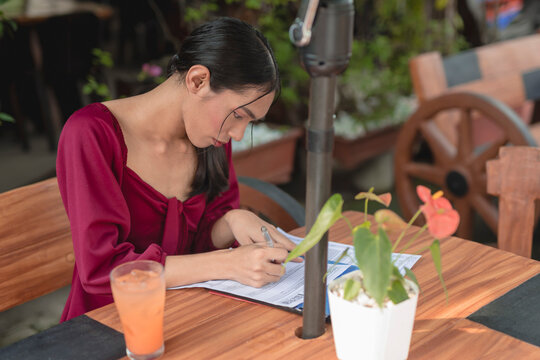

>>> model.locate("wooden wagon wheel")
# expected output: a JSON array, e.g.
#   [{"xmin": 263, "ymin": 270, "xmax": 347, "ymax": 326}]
[{"xmin": 394, "ymin": 92, "xmax": 537, "ymax": 240}]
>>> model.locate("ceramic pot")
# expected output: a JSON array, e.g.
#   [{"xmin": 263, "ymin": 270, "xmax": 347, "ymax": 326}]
[{"xmin": 328, "ymin": 270, "xmax": 418, "ymax": 360}]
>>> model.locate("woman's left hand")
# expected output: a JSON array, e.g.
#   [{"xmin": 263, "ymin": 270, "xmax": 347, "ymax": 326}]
[{"xmin": 223, "ymin": 209, "xmax": 300, "ymax": 254}]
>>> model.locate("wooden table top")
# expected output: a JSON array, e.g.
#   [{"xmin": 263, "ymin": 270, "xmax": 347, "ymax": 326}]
[{"xmin": 87, "ymin": 211, "xmax": 540, "ymax": 359}]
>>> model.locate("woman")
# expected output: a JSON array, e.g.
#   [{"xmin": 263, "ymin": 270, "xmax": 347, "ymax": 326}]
[{"xmin": 56, "ymin": 17, "xmax": 299, "ymax": 321}]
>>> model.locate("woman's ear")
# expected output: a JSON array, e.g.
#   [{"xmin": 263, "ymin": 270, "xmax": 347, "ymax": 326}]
[{"xmin": 185, "ymin": 65, "xmax": 211, "ymax": 96}]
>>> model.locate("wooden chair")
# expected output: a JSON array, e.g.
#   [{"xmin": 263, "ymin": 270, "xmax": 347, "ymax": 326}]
[
  {"xmin": 486, "ymin": 147, "xmax": 540, "ymax": 258},
  {"xmin": 238, "ymin": 176, "xmax": 305, "ymax": 232},
  {"xmin": 394, "ymin": 34, "xmax": 540, "ymax": 240},
  {"xmin": 0, "ymin": 178, "xmax": 74, "ymax": 312},
  {"xmin": 409, "ymin": 33, "xmax": 540, "ymax": 144}
]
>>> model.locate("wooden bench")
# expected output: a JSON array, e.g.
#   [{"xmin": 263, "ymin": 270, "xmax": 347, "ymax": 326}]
[
  {"xmin": 0, "ymin": 178, "xmax": 74, "ymax": 312},
  {"xmin": 0, "ymin": 176, "xmax": 304, "ymax": 312}
]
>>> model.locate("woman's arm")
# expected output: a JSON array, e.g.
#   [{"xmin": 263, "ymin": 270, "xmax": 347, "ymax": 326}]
[
  {"xmin": 57, "ymin": 108, "xmax": 167, "ymax": 295},
  {"xmin": 164, "ymin": 244, "xmax": 289, "ymax": 288}
]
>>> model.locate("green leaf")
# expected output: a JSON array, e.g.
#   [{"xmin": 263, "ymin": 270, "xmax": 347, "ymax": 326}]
[
  {"xmin": 245, "ymin": 0, "xmax": 262, "ymax": 9},
  {"xmin": 284, "ymin": 194, "xmax": 344, "ymax": 263},
  {"xmin": 0, "ymin": 112, "xmax": 14, "ymax": 122},
  {"xmin": 388, "ymin": 278, "xmax": 409, "ymax": 304},
  {"xmin": 435, "ymin": 0, "xmax": 448, "ymax": 10},
  {"xmin": 354, "ymin": 191, "xmax": 391, "ymax": 207},
  {"xmin": 430, "ymin": 240, "xmax": 448, "ymax": 300},
  {"xmin": 404, "ymin": 267, "xmax": 420, "ymax": 292},
  {"xmin": 392, "ymin": 264, "xmax": 404, "ymax": 281},
  {"xmin": 7, "ymin": 19, "xmax": 16, "ymax": 32},
  {"xmin": 353, "ymin": 227, "xmax": 392, "ymax": 307},
  {"xmin": 353, "ymin": 221, "xmax": 371, "ymax": 232},
  {"xmin": 323, "ymin": 248, "xmax": 349, "ymax": 282},
  {"xmin": 82, "ymin": 83, "xmax": 93, "ymax": 95},
  {"xmin": 96, "ymin": 84, "xmax": 109, "ymax": 97},
  {"xmin": 343, "ymin": 278, "xmax": 362, "ymax": 301}
]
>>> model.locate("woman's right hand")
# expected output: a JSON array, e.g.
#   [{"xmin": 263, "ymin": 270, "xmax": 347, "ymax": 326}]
[{"xmin": 226, "ymin": 244, "xmax": 289, "ymax": 288}]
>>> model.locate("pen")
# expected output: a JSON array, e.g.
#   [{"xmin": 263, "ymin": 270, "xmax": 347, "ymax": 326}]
[
  {"xmin": 261, "ymin": 226, "xmax": 276, "ymax": 264},
  {"xmin": 261, "ymin": 226, "xmax": 274, "ymax": 248}
]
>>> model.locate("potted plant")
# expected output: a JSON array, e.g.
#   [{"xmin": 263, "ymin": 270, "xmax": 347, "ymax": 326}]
[{"xmin": 285, "ymin": 185, "xmax": 460, "ymax": 360}]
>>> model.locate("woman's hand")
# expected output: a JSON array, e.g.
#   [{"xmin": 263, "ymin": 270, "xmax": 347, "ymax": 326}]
[
  {"xmin": 223, "ymin": 209, "xmax": 299, "ymax": 252},
  {"xmin": 225, "ymin": 244, "xmax": 289, "ymax": 288}
]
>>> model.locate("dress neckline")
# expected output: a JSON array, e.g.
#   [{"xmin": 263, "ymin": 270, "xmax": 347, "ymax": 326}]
[{"xmin": 93, "ymin": 102, "xmax": 203, "ymax": 204}]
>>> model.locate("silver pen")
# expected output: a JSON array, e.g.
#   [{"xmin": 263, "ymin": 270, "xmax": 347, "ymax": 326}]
[{"xmin": 261, "ymin": 226, "xmax": 274, "ymax": 248}]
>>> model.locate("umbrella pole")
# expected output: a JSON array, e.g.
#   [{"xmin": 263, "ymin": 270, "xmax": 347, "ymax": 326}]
[{"xmin": 290, "ymin": 0, "xmax": 354, "ymax": 339}]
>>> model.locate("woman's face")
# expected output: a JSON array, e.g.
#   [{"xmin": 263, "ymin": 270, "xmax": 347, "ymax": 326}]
[{"xmin": 184, "ymin": 87, "xmax": 275, "ymax": 148}]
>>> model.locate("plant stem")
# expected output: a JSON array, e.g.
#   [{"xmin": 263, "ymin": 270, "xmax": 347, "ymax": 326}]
[
  {"xmin": 344, "ymin": 215, "xmax": 353, "ymax": 232},
  {"xmin": 398, "ymin": 224, "xmax": 428, "ymax": 253},
  {"xmin": 364, "ymin": 197, "xmax": 368, "ymax": 223},
  {"xmin": 413, "ymin": 244, "xmax": 432, "ymax": 255},
  {"xmin": 392, "ymin": 208, "xmax": 422, "ymax": 252}
]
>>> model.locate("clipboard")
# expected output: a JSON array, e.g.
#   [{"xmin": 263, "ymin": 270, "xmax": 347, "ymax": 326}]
[{"xmin": 207, "ymin": 263, "xmax": 360, "ymax": 322}]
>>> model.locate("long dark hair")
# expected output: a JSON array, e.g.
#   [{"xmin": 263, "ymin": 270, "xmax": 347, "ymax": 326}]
[{"xmin": 168, "ymin": 17, "xmax": 280, "ymax": 202}]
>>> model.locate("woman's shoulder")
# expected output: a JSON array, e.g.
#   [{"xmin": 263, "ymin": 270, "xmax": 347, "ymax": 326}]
[
  {"xmin": 63, "ymin": 103, "xmax": 123, "ymax": 142},
  {"xmin": 65, "ymin": 102, "xmax": 119, "ymax": 129},
  {"xmin": 59, "ymin": 103, "xmax": 126, "ymax": 160}
]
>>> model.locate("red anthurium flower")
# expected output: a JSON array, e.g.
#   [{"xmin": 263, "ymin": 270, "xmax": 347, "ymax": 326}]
[{"xmin": 416, "ymin": 185, "xmax": 460, "ymax": 238}]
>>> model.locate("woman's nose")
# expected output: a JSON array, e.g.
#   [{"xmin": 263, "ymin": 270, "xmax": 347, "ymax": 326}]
[{"xmin": 228, "ymin": 121, "xmax": 249, "ymax": 142}]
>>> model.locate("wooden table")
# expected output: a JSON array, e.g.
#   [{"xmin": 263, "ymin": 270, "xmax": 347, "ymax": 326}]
[{"xmin": 87, "ymin": 211, "xmax": 540, "ymax": 359}]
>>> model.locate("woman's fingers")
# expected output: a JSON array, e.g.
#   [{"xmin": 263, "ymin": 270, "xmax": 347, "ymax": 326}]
[
  {"xmin": 264, "ymin": 228, "xmax": 304, "ymax": 263},
  {"xmin": 263, "ymin": 262, "xmax": 286, "ymax": 277},
  {"xmin": 267, "ymin": 226, "xmax": 297, "ymax": 250},
  {"xmin": 265, "ymin": 247, "xmax": 288, "ymax": 263}
]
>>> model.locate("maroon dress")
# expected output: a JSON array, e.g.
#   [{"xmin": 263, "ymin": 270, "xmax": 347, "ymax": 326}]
[{"xmin": 56, "ymin": 103, "xmax": 239, "ymax": 321}]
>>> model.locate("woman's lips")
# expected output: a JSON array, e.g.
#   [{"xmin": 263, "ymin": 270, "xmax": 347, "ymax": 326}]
[{"xmin": 213, "ymin": 138, "xmax": 227, "ymax": 147}]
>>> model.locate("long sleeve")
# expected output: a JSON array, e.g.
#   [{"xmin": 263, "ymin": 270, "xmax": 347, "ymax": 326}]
[
  {"xmin": 192, "ymin": 143, "xmax": 240, "ymax": 252},
  {"xmin": 56, "ymin": 107, "xmax": 166, "ymax": 297}
]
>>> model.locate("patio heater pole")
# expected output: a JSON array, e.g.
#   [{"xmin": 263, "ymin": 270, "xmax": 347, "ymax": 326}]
[{"xmin": 290, "ymin": 0, "xmax": 354, "ymax": 339}]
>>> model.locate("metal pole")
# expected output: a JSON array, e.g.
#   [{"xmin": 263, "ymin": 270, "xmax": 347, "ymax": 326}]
[
  {"xmin": 290, "ymin": 0, "xmax": 354, "ymax": 339},
  {"xmin": 302, "ymin": 76, "xmax": 336, "ymax": 338}
]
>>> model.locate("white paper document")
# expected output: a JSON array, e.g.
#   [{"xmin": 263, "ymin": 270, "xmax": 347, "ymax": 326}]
[
  {"xmin": 169, "ymin": 229, "xmax": 421, "ymax": 310},
  {"xmin": 278, "ymin": 228, "xmax": 421, "ymax": 274}
]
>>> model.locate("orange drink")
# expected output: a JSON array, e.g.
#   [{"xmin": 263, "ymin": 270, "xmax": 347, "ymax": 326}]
[{"xmin": 110, "ymin": 260, "xmax": 166, "ymax": 360}]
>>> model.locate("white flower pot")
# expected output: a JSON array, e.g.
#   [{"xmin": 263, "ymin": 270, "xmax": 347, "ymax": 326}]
[{"xmin": 328, "ymin": 270, "xmax": 418, "ymax": 360}]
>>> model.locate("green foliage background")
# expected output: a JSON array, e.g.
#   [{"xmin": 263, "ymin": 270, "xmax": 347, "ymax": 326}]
[{"xmin": 181, "ymin": 0, "xmax": 468, "ymax": 128}]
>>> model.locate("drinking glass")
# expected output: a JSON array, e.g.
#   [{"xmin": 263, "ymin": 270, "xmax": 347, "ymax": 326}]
[{"xmin": 110, "ymin": 260, "xmax": 166, "ymax": 360}]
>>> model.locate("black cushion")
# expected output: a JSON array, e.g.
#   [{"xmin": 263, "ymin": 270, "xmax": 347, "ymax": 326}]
[{"xmin": 0, "ymin": 315, "xmax": 125, "ymax": 360}]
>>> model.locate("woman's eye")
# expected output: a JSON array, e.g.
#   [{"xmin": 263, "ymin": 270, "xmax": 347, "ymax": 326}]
[{"xmin": 233, "ymin": 111, "xmax": 242, "ymax": 119}]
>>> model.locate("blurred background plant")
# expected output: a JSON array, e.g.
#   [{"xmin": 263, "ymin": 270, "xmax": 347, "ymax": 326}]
[
  {"xmin": 75, "ymin": 0, "xmax": 469, "ymax": 135},
  {"xmin": 176, "ymin": 0, "xmax": 470, "ymax": 135},
  {"xmin": 335, "ymin": 0, "xmax": 469, "ymax": 139},
  {"xmin": 82, "ymin": 48, "xmax": 114, "ymax": 102},
  {"xmin": 0, "ymin": 0, "xmax": 17, "ymax": 38}
]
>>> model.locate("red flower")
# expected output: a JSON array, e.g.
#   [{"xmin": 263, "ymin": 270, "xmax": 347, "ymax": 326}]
[{"xmin": 417, "ymin": 185, "xmax": 460, "ymax": 238}]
